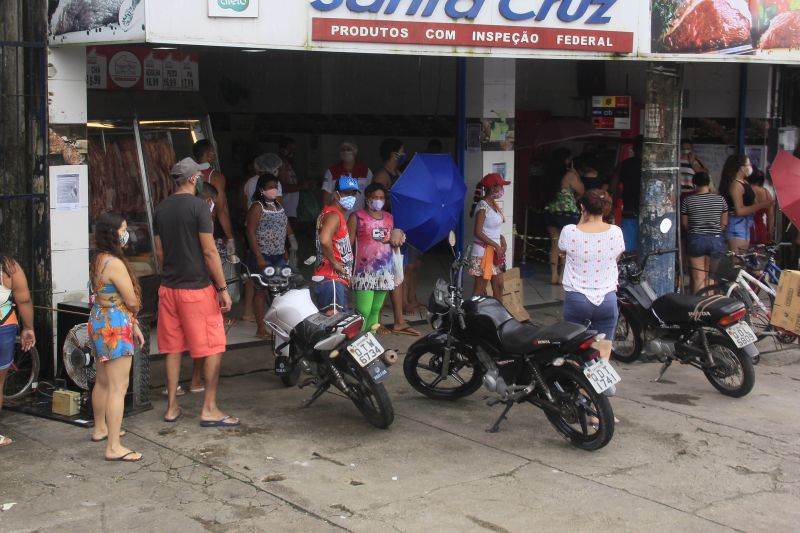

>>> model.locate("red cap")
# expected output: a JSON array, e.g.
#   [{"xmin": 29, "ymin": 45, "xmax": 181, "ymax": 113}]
[{"xmin": 480, "ymin": 173, "xmax": 511, "ymax": 188}]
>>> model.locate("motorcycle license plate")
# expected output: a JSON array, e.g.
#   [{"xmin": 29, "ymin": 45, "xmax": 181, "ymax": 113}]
[
  {"xmin": 583, "ymin": 359, "xmax": 621, "ymax": 394},
  {"xmin": 347, "ymin": 333, "xmax": 384, "ymax": 368},
  {"xmin": 726, "ymin": 322, "xmax": 758, "ymax": 348},
  {"xmin": 367, "ymin": 360, "xmax": 389, "ymax": 383}
]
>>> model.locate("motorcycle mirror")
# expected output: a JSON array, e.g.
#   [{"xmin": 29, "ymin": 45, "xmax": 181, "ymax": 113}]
[
  {"xmin": 659, "ymin": 218, "xmax": 673, "ymax": 234},
  {"xmin": 304, "ymin": 256, "xmax": 317, "ymax": 266},
  {"xmin": 448, "ymin": 231, "xmax": 457, "ymax": 248}
]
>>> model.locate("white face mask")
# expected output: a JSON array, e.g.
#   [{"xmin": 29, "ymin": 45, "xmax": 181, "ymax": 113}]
[
  {"xmin": 369, "ymin": 199, "xmax": 385, "ymax": 211},
  {"xmin": 119, "ymin": 230, "xmax": 130, "ymax": 247},
  {"xmin": 208, "ymin": 200, "xmax": 215, "ymax": 212},
  {"xmin": 340, "ymin": 151, "xmax": 355, "ymax": 163}
]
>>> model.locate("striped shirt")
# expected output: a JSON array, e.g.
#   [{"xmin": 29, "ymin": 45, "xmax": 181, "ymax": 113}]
[{"xmin": 681, "ymin": 193, "xmax": 728, "ymax": 235}]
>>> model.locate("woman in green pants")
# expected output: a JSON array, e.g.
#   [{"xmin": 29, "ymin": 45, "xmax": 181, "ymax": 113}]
[{"xmin": 347, "ymin": 183, "xmax": 408, "ymax": 332}]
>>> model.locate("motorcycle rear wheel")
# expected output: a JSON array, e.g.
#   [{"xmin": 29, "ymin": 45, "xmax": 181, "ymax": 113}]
[
  {"xmin": 343, "ymin": 363, "xmax": 394, "ymax": 429},
  {"xmin": 540, "ymin": 365, "xmax": 615, "ymax": 451},
  {"xmin": 403, "ymin": 344, "xmax": 483, "ymax": 400},
  {"xmin": 701, "ymin": 333, "xmax": 755, "ymax": 398},
  {"xmin": 612, "ymin": 306, "xmax": 642, "ymax": 363}
]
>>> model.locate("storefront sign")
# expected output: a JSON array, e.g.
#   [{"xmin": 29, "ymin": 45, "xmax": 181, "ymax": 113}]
[
  {"xmin": 49, "ymin": 0, "xmax": 146, "ymax": 44},
  {"xmin": 591, "ymin": 95, "xmax": 631, "ymax": 130},
  {"xmin": 54, "ymin": 1, "xmax": 800, "ymax": 63},
  {"xmin": 312, "ymin": 18, "xmax": 632, "ymax": 52},
  {"xmin": 208, "ymin": 0, "xmax": 259, "ymax": 17},
  {"xmin": 87, "ymin": 47, "xmax": 199, "ymax": 92}
]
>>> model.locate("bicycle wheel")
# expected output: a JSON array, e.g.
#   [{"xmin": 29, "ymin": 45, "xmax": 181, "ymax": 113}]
[{"xmin": 3, "ymin": 338, "xmax": 40, "ymax": 400}]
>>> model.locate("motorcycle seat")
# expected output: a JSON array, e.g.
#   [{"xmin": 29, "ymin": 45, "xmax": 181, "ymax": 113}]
[
  {"xmin": 498, "ymin": 320, "xmax": 588, "ymax": 354},
  {"xmin": 651, "ymin": 293, "xmax": 744, "ymax": 324},
  {"xmin": 292, "ymin": 312, "xmax": 349, "ymax": 347}
]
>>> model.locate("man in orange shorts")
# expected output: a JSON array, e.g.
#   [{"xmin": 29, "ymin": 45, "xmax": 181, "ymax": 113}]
[{"xmin": 154, "ymin": 157, "xmax": 239, "ymax": 427}]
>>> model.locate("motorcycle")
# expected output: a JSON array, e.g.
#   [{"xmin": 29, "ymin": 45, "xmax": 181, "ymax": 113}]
[
  {"xmin": 403, "ymin": 234, "xmax": 618, "ymax": 451},
  {"xmin": 613, "ymin": 250, "xmax": 758, "ymax": 397},
  {"xmin": 244, "ymin": 264, "xmax": 396, "ymax": 428}
]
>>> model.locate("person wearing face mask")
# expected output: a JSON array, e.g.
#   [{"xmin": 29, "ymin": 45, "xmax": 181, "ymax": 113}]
[
  {"xmin": 321, "ymin": 140, "xmax": 372, "ymax": 217},
  {"xmin": 88, "ymin": 213, "xmax": 145, "ymax": 461},
  {"xmin": 246, "ymin": 174, "xmax": 297, "ymax": 339},
  {"xmin": 154, "ymin": 157, "xmax": 239, "ymax": 428},
  {"xmin": 314, "ymin": 176, "xmax": 357, "ymax": 315},
  {"xmin": 346, "ymin": 183, "xmax": 410, "ymax": 333},
  {"xmin": 469, "ymin": 173, "xmax": 510, "ymax": 298},
  {"xmin": 679, "ymin": 139, "xmax": 709, "ymax": 192},
  {"xmin": 719, "ymin": 155, "xmax": 772, "ymax": 253}
]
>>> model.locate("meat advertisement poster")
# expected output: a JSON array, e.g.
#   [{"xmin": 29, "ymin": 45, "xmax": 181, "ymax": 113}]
[
  {"xmin": 651, "ymin": 0, "xmax": 800, "ymax": 57},
  {"xmin": 49, "ymin": 0, "xmax": 145, "ymax": 44},
  {"xmin": 87, "ymin": 46, "xmax": 199, "ymax": 92}
]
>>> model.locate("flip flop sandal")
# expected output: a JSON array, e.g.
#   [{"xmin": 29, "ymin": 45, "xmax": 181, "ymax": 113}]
[
  {"xmin": 105, "ymin": 451, "xmax": 143, "ymax": 462},
  {"xmin": 163, "ymin": 409, "xmax": 183, "ymax": 423},
  {"xmin": 91, "ymin": 430, "xmax": 127, "ymax": 442},
  {"xmin": 393, "ymin": 326, "xmax": 421, "ymax": 336},
  {"xmin": 376, "ymin": 325, "xmax": 393, "ymax": 336},
  {"xmin": 161, "ymin": 385, "xmax": 186, "ymax": 397},
  {"xmin": 200, "ymin": 415, "xmax": 241, "ymax": 428},
  {"xmin": 0, "ymin": 435, "xmax": 12, "ymax": 447},
  {"xmin": 189, "ymin": 387, "xmax": 205, "ymax": 394}
]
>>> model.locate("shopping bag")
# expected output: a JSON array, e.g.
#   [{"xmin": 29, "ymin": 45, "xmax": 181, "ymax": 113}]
[{"xmin": 393, "ymin": 248, "xmax": 404, "ymax": 287}]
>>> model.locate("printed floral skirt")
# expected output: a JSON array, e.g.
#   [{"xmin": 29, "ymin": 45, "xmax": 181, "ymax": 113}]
[{"xmin": 88, "ymin": 303, "xmax": 135, "ymax": 362}]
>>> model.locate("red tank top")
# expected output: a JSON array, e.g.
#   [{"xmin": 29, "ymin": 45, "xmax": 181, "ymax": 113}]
[{"xmin": 314, "ymin": 206, "xmax": 353, "ymax": 285}]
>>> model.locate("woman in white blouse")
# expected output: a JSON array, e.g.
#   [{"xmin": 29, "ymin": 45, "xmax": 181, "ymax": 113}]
[{"xmin": 558, "ymin": 189, "xmax": 625, "ymax": 341}]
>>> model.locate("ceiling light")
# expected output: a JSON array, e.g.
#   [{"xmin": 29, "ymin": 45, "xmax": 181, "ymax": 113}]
[
  {"xmin": 242, "ymin": 49, "xmax": 267, "ymax": 53},
  {"xmin": 153, "ymin": 46, "xmax": 177, "ymax": 50}
]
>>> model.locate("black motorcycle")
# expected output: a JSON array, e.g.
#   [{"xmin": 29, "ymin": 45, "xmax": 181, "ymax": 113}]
[
  {"xmin": 403, "ymin": 243, "xmax": 618, "ymax": 451},
  {"xmin": 613, "ymin": 250, "xmax": 758, "ymax": 397},
  {"xmin": 245, "ymin": 265, "xmax": 396, "ymax": 429}
]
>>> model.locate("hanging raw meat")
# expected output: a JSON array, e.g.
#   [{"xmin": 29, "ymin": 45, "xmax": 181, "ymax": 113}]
[
  {"xmin": 758, "ymin": 10, "xmax": 800, "ymax": 49},
  {"xmin": 661, "ymin": 0, "xmax": 752, "ymax": 52}
]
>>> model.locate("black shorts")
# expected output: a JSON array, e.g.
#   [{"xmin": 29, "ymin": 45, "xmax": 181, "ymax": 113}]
[{"xmin": 544, "ymin": 212, "xmax": 580, "ymax": 230}]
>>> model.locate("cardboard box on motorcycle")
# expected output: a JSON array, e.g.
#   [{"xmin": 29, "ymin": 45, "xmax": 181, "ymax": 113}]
[{"xmin": 770, "ymin": 270, "xmax": 800, "ymax": 335}]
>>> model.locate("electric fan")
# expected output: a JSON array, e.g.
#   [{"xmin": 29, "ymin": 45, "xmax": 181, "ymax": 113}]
[{"xmin": 62, "ymin": 324, "xmax": 96, "ymax": 390}]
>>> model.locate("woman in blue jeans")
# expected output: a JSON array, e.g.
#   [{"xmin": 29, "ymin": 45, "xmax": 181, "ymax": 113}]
[
  {"xmin": 718, "ymin": 155, "xmax": 771, "ymax": 254},
  {"xmin": 559, "ymin": 189, "xmax": 625, "ymax": 347}
]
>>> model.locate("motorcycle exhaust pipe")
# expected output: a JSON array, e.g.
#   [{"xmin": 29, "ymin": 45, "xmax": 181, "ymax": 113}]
[{"xmin": 381, "ymin": 350, "xmax": 398, "ymax": 367}]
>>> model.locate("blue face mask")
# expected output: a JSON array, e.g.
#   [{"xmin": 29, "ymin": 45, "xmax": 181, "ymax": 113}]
[
  {"xmin": 339, "ymin": 195, "xmax": 357, "ymax": 211},
  {"xmin": 395, "ymin": 153, "xmax": 407, "ymax": 166}
]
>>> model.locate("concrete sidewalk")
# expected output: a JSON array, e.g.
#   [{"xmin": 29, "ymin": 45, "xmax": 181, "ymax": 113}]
[{"xmin": 2, "ymin": 306, "xmax": 799, "ymax": 532}]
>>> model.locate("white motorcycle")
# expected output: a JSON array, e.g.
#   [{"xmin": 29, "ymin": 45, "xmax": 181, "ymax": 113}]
[{"xmin": 243, "ymin": 264, "xmax": 397, "ymax": 429}]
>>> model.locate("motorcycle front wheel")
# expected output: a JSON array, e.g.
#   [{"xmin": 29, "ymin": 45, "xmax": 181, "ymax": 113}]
[
  {"xmin": 612, "ymin": 306, "xmax": 642, "ymax": 363},
  {"xmin": 403, "ymin": 344, "xmax": 483, "ymax": 400},
  {"xmin": 701, "ymin": 332, "xmax": 755, "ymax": 398},
  {"xmin": 342, "ymin": 362, "xmax": 394, "ymax": 429},
  {"xmin": 539, "ymin": 365, "xmax": 615, "ymax": 451}
]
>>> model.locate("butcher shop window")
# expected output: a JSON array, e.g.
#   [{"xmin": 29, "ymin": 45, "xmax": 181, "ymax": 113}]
[{"xmin": 87, "ymin": 121, "xmax": 158, "ymax": 278}]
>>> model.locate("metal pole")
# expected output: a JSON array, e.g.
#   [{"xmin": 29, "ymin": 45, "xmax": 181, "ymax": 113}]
[{"xmin": 456, "ymin": 57, "xmax": 467, "ymax": 257}]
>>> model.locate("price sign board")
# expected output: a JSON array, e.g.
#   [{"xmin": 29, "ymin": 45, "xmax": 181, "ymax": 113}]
[{"xmin": 86, "ymin": 46, "xmax": 199, "ymax": 92}]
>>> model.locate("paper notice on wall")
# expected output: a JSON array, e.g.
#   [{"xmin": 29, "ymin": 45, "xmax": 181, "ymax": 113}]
[{"xmin": 56, "ymin": 173, "xmax": 81, "ymax": 212}]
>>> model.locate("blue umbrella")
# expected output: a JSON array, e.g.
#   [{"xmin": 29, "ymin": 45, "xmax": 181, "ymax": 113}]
[{"xmin": 390, "ymin": 154, "xmax": 466, "ymax": 252}]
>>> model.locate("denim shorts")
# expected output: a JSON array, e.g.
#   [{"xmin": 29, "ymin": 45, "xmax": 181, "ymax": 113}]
[
  {"xmin": 563, "ymin": 291, "xmax": 618, "ymax": 340},
  {"xmin": 687, "ymin": 233, "xmax": 726, "ymax": 258},
  {"xmin": 0, "ymin": 324, "xmax": 17, "ymax": 370},
  {"xmin": 247, "ymin": 252, "xmax": 285, "ymax": 273},
  {"xmin": 724, "ymin": 215, "xmax": 753, "ymax": 241}
]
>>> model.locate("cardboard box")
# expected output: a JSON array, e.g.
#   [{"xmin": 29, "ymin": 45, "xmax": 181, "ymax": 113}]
[
  {"xmin": 774, "ymin": 270, "xmax": 800, "ymax": 310},
  {"xmin": 770, "ymin": 303, "xmax": 800, "ymax": 336},
  {"xmin": 52, "ymin": 389, "xmax": 80, "ymax": 416},
  {"xmin": 486, "ymin": 267, "xmax": 530, "ymax": 322}
]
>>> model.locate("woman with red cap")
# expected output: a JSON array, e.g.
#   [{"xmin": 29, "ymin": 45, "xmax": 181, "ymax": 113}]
[{"xmin": 469, "ymin": 173, "xmax": 510, "ymax": 298}]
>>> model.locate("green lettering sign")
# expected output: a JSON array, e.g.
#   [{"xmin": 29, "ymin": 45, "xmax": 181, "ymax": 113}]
[{"xmin": 218, "ymin": 0, "xmax": 249, "ymax": 13}]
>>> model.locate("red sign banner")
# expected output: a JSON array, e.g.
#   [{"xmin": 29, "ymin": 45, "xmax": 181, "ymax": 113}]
[{"xmin": 312, "ymin": 18, "xmax": 633, "ymax": 54}]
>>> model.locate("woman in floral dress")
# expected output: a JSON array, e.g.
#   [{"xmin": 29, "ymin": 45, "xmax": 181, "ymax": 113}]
[{"xmin": 88, "ymin": 213, "xmax": 145, "ymax": 462}]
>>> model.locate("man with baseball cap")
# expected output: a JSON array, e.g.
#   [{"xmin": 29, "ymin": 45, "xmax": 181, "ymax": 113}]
[
  {"xmin": 154, "ymin": 157, "xmax": 239, "ymax": 427},
  {"xmin": 314, "ymin": 175, "xmax": 357, "ymax": 314}
]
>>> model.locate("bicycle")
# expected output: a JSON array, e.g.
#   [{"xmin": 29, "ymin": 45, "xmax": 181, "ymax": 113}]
[
  {"xmin": 3, "ymin": 335, "xmax": 40, "ymax": 401},
  {"xmin": 695, "ymin": 244, "xmax": 797, "ymax": 345}
]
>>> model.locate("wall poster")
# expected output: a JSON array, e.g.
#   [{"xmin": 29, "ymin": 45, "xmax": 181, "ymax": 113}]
[{"xmin": 49, "ymin": 0, "xmax": 146, "ymax": 44}]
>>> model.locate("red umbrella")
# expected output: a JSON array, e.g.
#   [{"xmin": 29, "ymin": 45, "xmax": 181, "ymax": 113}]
[{"xmin": 768, "ymin": 150, "xmax": 800, "ymax": 229}]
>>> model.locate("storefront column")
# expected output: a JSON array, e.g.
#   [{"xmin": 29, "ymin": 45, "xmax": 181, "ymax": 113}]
[
  {"xmin": 462, "ymin": 57, "xmax": 516, "ymax": 265},
  {"xmin": 47, "ymin": 46, "xmax": 90, "ymax": 355},
  {"xmin": 640, "ymin": 63, "xmax": 683, "ymax": 296}
]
